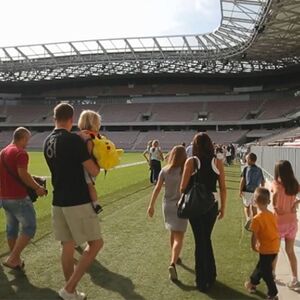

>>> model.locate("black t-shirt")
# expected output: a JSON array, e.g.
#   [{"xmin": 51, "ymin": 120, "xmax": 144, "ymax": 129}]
[{"xmin": 43, "ymin": 129, "xmax": 91, "ymax": 207}]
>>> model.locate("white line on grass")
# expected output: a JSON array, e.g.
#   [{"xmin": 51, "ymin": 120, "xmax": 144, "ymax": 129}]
[{"xmin": 42, "ymin": 161, "xmax": 147, "ymax": 179}]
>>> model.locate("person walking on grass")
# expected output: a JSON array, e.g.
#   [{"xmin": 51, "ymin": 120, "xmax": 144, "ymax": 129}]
[
  {"xmin": 240, "ymin": 153, "xmax": 265, "ymax": 230},
  {"xmin": 245, "ymin": 187, "xmax": 280, "ymax": 300},
  {"xmin": 147, "ymin": 145, "xmax": 187, "ymax": 281},
  {"xmin": 271, "ymin": 160, "xmax": 300, "ymax": 290},
  {"xmin": 180, "ymin": 132, "xmax": 226, "ymax": 292},
  {"xmin": 0, "ymin": 127, "xmax": 47, "ymax": 271},
  {"xmin": 44, "ymin": 103, "xmax": 103, "ymax": 300},
  {"xmin": 149, "ymin": 140, "xmax": 164, "ymax": 184}
]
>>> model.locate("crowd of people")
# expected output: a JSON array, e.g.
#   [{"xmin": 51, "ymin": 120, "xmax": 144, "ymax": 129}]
[
  {"xmin": 0, "ymin": 104, "xmax": 299, "ymax": 299},
  {"xmin": 0, "ymin": 104, "xmax": 103, "ymax": 300},
  {"xmin": 145, "ymin": 136, "xmax": 299, "ymax": 299}
]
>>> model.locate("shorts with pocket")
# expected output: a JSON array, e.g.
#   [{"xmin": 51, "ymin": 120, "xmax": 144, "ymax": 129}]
[
  {"xmin": 52, "ymin": 202, "xmax": 102, "ymax": 245},
  {"xmin": 2, "ymin": 197, "xmax": 36, "ymax": 239},
  {"xmin": 242, "ymin": 192, "xmax": 255, "ymax": 207}
]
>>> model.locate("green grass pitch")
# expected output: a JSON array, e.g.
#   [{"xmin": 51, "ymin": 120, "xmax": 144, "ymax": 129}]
[{"xmin": 0, "ymin": 152, "xmax": 266, "ymax": 299}]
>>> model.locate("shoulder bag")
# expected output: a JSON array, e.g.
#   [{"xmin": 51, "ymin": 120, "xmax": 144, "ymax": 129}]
[{"xmin": 177, "ymin": 157, "xmax": 215, "ymax": 219}]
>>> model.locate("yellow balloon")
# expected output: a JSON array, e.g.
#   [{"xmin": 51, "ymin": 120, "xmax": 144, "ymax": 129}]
[{"xmin": 92, "ymin": 135, "xmax": 124, "ymax": 171}]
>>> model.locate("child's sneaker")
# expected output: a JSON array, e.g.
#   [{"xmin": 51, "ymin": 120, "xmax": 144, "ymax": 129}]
[
  {"xmin": 244, "ymin": 281, "xmax": 256, "ymax": 293},
  {"xmin": 287, "ymin": 278, "xmax": 300, "ymax": 290},
  {"xmin": 168, "ymin": 263, "xmax": 178, "ymax": 281}
]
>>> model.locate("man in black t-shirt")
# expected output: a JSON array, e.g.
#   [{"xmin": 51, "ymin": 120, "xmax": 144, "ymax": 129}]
[{"xmin": 44, "ymin": 103, "xmax": 102, "ymax": 300}]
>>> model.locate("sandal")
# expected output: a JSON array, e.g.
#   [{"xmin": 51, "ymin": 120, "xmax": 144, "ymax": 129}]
[{"xmin": 3, "ymin": 260, "xmax": 25, "ymax": 271}]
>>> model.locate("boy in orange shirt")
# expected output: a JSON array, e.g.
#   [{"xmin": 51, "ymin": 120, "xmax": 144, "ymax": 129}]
[{"xmin": 245, "ymin": 187, "xmax": 280, "ymax": 300}]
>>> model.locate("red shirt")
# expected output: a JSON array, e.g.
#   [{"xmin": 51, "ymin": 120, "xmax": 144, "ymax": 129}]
[{"xmin": 0, "ymin": 144, "xmax": 29, "ymax": 199}]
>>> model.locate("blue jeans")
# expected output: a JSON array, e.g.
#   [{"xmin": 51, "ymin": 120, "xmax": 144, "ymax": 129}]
[{"xmin": 1, "ymin": 198, "xmax": 36, "ymax": 239}]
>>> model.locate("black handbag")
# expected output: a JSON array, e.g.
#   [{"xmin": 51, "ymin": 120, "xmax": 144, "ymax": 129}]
[
  {"xmin": 0, "ymin": 150, "xmax": 46, "ymax": 202},
  {"xmin": 26, "ymin": 176, "xmax": 47, "ymax": 202},
  {"xmin": 177, "ymin": 157, "xmax": 215, "ymax": 219}
]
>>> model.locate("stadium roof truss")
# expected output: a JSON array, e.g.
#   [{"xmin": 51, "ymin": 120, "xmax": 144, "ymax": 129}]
[{"xmin": 0, "ymin": 0, "xmax": 299, "ymax": 81}]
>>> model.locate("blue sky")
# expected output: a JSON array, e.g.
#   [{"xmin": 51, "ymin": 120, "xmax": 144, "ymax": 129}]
[{"xmin": 0, "ymin": 0, "xmax": 221, "ymax": 47}]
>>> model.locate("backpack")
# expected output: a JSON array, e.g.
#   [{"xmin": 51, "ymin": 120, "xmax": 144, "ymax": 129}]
[{"xmin": 90, "ymin": 134, "xmax": 124, "ymax": 171}]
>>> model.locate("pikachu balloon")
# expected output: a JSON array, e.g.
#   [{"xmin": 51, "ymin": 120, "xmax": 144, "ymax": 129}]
[{"xmin": 92, "ymin": 135, "xmax": 124, "ymax": 171}]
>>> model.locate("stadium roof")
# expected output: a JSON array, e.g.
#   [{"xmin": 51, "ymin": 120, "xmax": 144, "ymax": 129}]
[{"xmin": 0, "ymin": 0, "xmax": 299, "ymax": 82}]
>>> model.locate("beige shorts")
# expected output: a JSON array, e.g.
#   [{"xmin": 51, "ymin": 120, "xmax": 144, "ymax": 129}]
[
  {"xmin": 52, "ymin": 203, "xmax": 102, "ymax": 246},
  {"xmin": 242, "ymin": 192, "xmax": 255, "ymax": 207}
]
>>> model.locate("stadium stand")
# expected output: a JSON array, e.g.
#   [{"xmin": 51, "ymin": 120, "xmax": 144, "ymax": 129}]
[
  {"xmin": 133, "ymin": 130, "xmax": 197, "ymax": 151},
  {"xmin": 151, "ymin": 102, "xmax": 204, "ymax": 122},
  {"xmin": 2, "ymin": 104, "xmax": 52, "ymax": 123},
  {"xmin": 0, "ymin": 130, "xmax": 13, "ymax": 148},
  {"xmin": 258, "ymin": 127, "xmax": 300, "ymax": 146},
  {"xmin": 100, "ymin": 103, "xmax": 150, "ymax": 123},
  {"xmin": 101, "ymin": 131, "xmax": 140, "ymax": 150},
  {"xmin": 258, "ymin": 98, "xmax": 300, "ymax": 120},
  {"xmin": 246, "ymin": 129, "xmax": 282, "ymax": 139},
  {"xmin": 205, "ymin": 100, "xmax": 262, "ymax": 121}
]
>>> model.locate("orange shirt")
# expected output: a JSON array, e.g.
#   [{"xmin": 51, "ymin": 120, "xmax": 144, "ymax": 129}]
[{"xmin": 251, "ymin": 211, "xmax": 280, "ymax": 254}]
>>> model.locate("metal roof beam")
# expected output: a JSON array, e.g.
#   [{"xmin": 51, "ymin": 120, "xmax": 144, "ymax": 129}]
[
  {"xmin": 209, "ymin": 33, "xmax": 232, "ymax": 48},
  {"xmin": 221, "ymin": 24, "xmax": 253, "ymax": 33},
  {"xmin": 222, "ymin": 0, "xmax": 265, "ymax": 6},
  {"xmin": 69, "ymin": 43, "xmax": 80, "ymax": 55},
  {"xmin": 2, "ymin": 49, "xmax": 13, "ymax": 61},
  {"xmin": 15, "ymin": 47, "xmax": 28, "ymax": 59},
  {"xmin": 153, "ymin": 38, "xmax": 165, "ymax": 58},
  {"xmin": 219, "ymin": 27, "xmax": 249, "ymax": 39},
  {"xmin": 182, "ymin": 36, "xmax": 192, "ymax": 52},
  {"xmin": 195, "ymin": 36, "xmax": 208, "ymax": 51},
  {"xmin": 42, "ymin": 45, "xmax": 55, "ymax": 58},
  {"xmin": 223, "ymin": 16, "xmax": 256, "ymax": 24},
  {"xmin": 214, "ymin": 30, "xmax": 241, "ymax": 45},
  {"xmin": 124, "ymin": 39, "xmax": 137, "ymax": 59}
]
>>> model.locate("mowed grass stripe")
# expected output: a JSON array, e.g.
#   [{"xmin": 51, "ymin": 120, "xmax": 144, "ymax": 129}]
[{"xmin": 0, "ymin": 153, "xmax": 266, "ymax": 299}]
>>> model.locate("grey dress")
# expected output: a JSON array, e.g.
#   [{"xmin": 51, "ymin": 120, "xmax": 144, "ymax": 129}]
[{"xmin": 160, "ymin": 167, "xmax": 188, "ymax": 232}]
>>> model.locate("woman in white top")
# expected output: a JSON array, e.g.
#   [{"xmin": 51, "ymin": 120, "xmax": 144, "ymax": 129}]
[{"xmin": 149, "ymin": 140, "xmax": 164, "ymax": 184}]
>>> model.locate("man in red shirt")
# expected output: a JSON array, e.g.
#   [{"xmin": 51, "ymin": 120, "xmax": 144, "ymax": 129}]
[{"xmin": 0, "ymin": 127, "xmax": 47, "ymax": 270}]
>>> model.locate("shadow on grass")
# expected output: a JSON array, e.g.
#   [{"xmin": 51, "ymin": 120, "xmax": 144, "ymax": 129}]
[
  {"xmin": 87, "ymin": 259, "xmax": 145, "ymax": 300},
  {"xmin": 0, "ymin": 266, "xmax": 57, "ymax": 300},
  {"xmin": 178, "ymin": 262, "xmax": 195, "ymax": 274},
  {"xmin": 102, "ymin": 180, "xmax": 152, "ymax": 208},
  {"xmin": 175, "ymin": 279, "xmax": 265, "ymax": 299},
  {"xmin": 206, "ymin": 281, "xmax": 265, "ymax": 299},
  {"xmin": 173, "ymin": 280, "xmax": 197, "ymax": 291}
]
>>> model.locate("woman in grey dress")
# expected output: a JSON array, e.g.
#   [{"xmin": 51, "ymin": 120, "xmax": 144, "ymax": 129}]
[{"xmin": 147, "ymin": 145, "xmax": 187, "ymax": 281}]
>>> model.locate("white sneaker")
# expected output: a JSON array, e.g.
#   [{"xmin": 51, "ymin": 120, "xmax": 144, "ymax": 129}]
[
  {"xmin": 287, "ymin": 279, "xmax": 300, "ymax": 290},
  {"xmin": 58, "ymin": 288, "xmax": 87, "ymax": 300}
]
